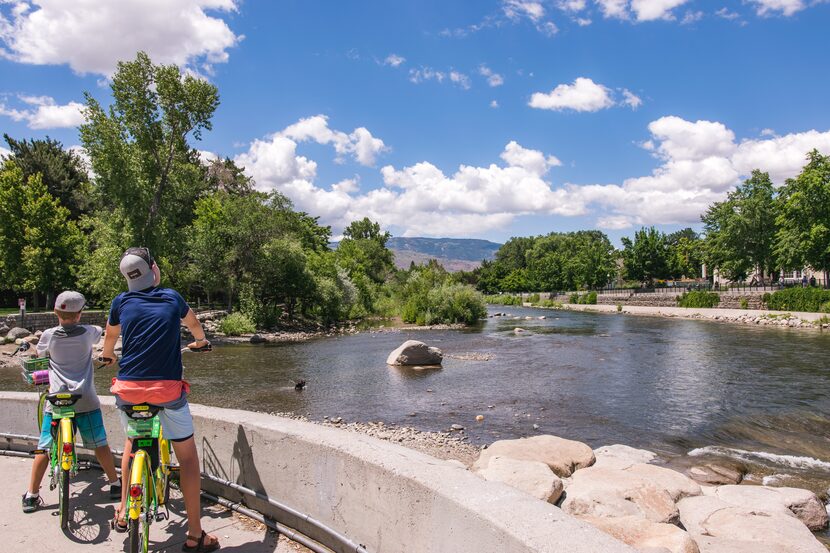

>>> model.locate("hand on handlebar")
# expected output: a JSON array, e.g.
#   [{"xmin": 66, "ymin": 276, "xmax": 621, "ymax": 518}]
[{"xmin": 95, "ymin": 355, "xmax": 116, "ymax": 368}]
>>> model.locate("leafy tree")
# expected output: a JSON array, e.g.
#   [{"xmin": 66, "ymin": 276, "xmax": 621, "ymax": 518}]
[
  {"xmin": 3, "ymin": 134, "xmax": 92, "ymax": 219},
  {"xmin": 337, "ymin": 218, "xmax": 394, "ymax": 285},
  {"xmin": 204, "ymin": 157, "xmax": 253, "ymax": 196},
  {"xmin": 621, "ymin": 227, "xmax": 670, "ymax": 285},
  {"xmin": 525, "ymin": 231, "xmax": 615, "ymax": 291},
  {"xmin": 666, "ymin": 229, "xmax": 703, "ymax": 279},
  {"xmin": 701, "ymin": 170, "xmax": 778, "ymax": 283},
  {"xmin": 80, "ymin": 51, "xmax": 219, "ymax": 256},
  {"xmin": 775, "ymin": 150, "xmax": 830, "ymax": 284},
  {"xmin": 0, "ymin": 161, "xmax": 82, "ymax": 308}
]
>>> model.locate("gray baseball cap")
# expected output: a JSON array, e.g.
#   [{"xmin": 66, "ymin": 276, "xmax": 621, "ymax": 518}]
[
  {"xmin": 120, "ymin": 247, "xmax": 157, "ymax": 292},
  {"xmin": 55, "ymin": 291, "xmax": 86, "ymax": 312}
]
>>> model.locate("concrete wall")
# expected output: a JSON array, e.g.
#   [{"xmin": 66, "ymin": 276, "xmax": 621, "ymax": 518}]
[
  {"xmin": 3, "ymin": 310, "xmax": 108, "ymax": 332},
  {"xmin": 0, "ymin": 392, "xmax": 634, "ymax": 553}
]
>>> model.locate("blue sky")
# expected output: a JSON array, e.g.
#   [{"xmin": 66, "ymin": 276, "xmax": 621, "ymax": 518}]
[{"xmin": 1, "ymin": 0, "xmax": 829, "ymax": 244}]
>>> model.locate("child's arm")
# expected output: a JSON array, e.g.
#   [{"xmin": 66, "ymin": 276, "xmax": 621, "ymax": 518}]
[{"xmin": 100, "ymin": 322, "xmax": 121, "ymax": 366}]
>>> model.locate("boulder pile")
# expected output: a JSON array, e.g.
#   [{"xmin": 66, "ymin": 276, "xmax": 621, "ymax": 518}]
[{"xmin": 468, "ymin": 434, "xmax": 827, "ymax": 553}]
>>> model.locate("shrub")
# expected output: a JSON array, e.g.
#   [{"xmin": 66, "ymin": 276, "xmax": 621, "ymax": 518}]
[
  {"xmin": 765, "ymin": 287, "xmax": 830, "ymax": 312},
  {"xmin": 677, "ymin": 291, "xmax": 720, "ymax": 308},
  {"xmin": 822, "ymin": 301, "xmax": 830, "ymax": 313},
  {"xmin": 739, "ymin": 297, "xmax": 749, "ymax": 309},
  {"xmin": 219, "ymin": 312, "xmax": 256, "ymax": 336},
  {"xmin": 569, "ymin": 291, "xmax": 597, "ymax": 305},
  {"xmin": 616, "ymin": 303, "xmax": 623, "ymax": 312},
  {"xmin": 569, "ymin": 293, "xmax": 580, "ymax": 304},
  {"xmin": 538, "ymin": 299, "xmax": 563, "ymax": 308},
  {"xmin": 527, "ymin": 293, "xmax": 540, "ymax": 303}
]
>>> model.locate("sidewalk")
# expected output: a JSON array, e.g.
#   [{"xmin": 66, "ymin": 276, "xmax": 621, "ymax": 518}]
[
  {"xmin": 562, "ymin": 302, "xmax": 828, "ymax": 323},
  {"xmin": 0, "ymin": 456, "xmax": 307, "ymax": 552}
]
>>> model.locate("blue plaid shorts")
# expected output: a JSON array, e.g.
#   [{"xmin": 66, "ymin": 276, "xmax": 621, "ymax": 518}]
[{"xmin": 38, "ymin": 408, "xmax": 109, "ymax": 449}]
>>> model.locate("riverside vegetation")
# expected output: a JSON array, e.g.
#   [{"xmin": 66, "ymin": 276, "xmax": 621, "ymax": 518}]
[{"xmin": 0, "ymin": 52, "xmax": 486, "ymax": 330}]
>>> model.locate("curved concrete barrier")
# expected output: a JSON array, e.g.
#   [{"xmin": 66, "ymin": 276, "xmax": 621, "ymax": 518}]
[{"xmin": 0, "ymin": 392, "xmax": 634, "ymax": 553}]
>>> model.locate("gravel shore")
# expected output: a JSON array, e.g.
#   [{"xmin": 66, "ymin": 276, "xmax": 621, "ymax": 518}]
[{"xmin": 261, "ymin": 411, "xmax": 481, "ymax": 466}]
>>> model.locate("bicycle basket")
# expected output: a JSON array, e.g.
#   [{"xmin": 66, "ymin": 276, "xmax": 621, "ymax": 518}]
[{"xmin": 21, "ymin": 357, "xmax": 50, "ymax": 385}]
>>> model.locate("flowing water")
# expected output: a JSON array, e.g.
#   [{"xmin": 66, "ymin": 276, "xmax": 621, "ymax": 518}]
[{"xmin": 4, "ymin": 306, "xmax": 830, "ymax": 497}]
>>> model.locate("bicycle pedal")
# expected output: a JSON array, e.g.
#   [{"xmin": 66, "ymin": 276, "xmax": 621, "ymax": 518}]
[
  {"xmin": 155, "ymin": 512, "xmax": 168, "ymax": 522},
  {"xmin": 167, "ymin": 465, "xmax": 180, "ymax": 472}
]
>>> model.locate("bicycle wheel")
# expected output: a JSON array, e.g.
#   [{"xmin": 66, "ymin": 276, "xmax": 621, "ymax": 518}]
[
  {"xmin": 128, "ymin": 454, "xmax": 153, "ymax": 553},
  {"xmin": 59, "ymin": 466, "xmax": 69, "ymax": 529}
]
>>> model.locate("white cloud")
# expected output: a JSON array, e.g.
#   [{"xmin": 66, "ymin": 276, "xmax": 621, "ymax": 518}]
[
  {"xmin": 595, "ymin": 0, "xmax": 690, "ymax": 21},
  {"xmin": 383, "ymin": 54, "xmax": 406, "ymax": 67},
  {"xmin": 529, "ymin": 78, "xmax": 615, "ymax": 112},
  {"xmin": 503, "ymin": 0, "xmax": 546, "ymax": 21},
  {"xmin": 575, "ymin": 17, "xmax": 594, "ymax": 25},
  {"xmin": 409, "ymin": 66, "xmax": 446, "ymax": 84},
  {"xmin": 501, "ymin": 140, "xmax": 562, "ymax": 174},
  {"xmin": 280, "ymin": 115, "xmax": 387, "ymax": 166},
  {"xmin": 621, "ymin": 89, "xmax": 643, "ymax": 109},
  {"xmin": 567, "ymin": 117, "xmax": 830, "ymax": 228},
  {"xmin": 449, "ymin": 70, "xmax": 472, "ymax": 90},
  {"xmin": 0, "ymin": 0, "xmax": 241, "ymax": 76},
  {"xmin": 715, "ymin": 7, "xmax": 741, "ymax": 20},
  {"xmin": 0, "ymin": 95, "xmax": 85, "ymax": 129},
  {"xmin": 749, "ymin": 0, "xmax": 806, "ymax": 16},
  {"xmin": 490, "ymin": 100, "xmax": 500, "ymax": 109},
  {"xmin": 681, "ymin": 10, "xmax": 704, "ymax": 24},
  {"xmin": 558, "ymin": 0, "xmax": 588, "ymax": 11},
  {"xmin": 479, "ymin": 65, "xmax": 505, "ymax": 87},
  {"xmin": 0, "ymin": 145, "xmax": 10, "ymax": 159}
]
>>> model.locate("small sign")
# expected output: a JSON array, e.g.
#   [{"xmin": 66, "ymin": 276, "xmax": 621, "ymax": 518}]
[{"xmin": 18, "ymin": 298, "xmax": 26, "ymax": 310}]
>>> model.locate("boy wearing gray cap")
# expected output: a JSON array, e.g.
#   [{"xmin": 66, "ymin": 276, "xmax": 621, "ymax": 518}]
[{"xmin": 22, "ymin": 291, "xmax": 120, "ymax": 513}]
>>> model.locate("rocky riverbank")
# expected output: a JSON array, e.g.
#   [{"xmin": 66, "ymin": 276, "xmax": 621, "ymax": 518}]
[{"xmin": 502, "ymin": 303, "xmax": 830, "ymax": 331}]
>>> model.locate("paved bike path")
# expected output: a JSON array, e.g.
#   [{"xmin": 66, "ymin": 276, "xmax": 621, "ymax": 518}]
[{"xmin": 0, "ymin": 456, "xmax": 307, "ymax": 552}]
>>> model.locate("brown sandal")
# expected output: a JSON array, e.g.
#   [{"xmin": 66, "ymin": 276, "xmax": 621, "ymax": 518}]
[
  {"xmin": 111, "ymin": 511, "xmax": 128, "ymax": 533},
  {"xmin": 182, "ymin": 530, "xmax": 220, "ymax": 552}
]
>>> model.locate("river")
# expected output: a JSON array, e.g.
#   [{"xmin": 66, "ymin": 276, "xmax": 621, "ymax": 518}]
[{"xmin": 3, "ymin": 305, "xmax": 830, "ymax": 496}]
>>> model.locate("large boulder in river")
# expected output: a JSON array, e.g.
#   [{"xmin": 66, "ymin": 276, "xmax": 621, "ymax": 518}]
[
  {"xmin": 580, "ymin": 515, "xmax": 699, "ymax": 553},
  {"xmin": 386, "ymin": 340, "xmax": 442, "ymax": 366},
  {"xmin": 678, "ymin": 495, "xmax": 826, "ymax": 553},
  {"xmin": 475, "ymin": 455, "xmax": 563, "ymax": 503},
  {"xmin": 6, "ymin": 327, "xmax": 31, "ymax": 340},
  {"xmin": 703, "ymin": 485, "xmax": 828, "ymax": 531},
  {"xmin": 473, "ymin": 434, "xmax": 595, "ymax": 477}
]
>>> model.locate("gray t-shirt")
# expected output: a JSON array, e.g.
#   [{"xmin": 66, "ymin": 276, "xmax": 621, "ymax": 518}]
[{"xmin": 36, "ymin": 324, "xmax": 103, "ymax": 414}]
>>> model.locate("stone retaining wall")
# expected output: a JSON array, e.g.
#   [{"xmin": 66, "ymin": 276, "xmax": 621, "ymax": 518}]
[
  {"xmin": 0, "ymin": 392, "xmax": 635, "ymax": 553},
  {"xmin": 2, "ymin": 310, "xmax": 108, "ymax": 332},
  {"xmin": 522, "ymin": 291, "xmax": 769, "ymax": 310}
]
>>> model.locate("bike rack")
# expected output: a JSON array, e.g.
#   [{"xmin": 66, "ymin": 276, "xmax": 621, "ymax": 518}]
[{"xmin": 0, "ymin": 432, "xmax": 370, "ymax": 553}]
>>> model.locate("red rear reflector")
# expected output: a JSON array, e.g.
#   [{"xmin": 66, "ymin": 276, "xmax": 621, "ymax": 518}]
[
  {"xmin": 62, "ymin": 443, "xmax": 73, "ymax": 454},
  {"xmin": 130, "ymin": 485, "xmax": 142, "ymax": 498}
]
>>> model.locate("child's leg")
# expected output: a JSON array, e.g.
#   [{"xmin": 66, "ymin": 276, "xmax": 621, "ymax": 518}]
[
  {"xmin": 28, "ymin": 453, "xmax": 49, "ymax": 494},
  {"xmin": 117, "ymin": 438, "xmax": 132, "ymax": 518},
  {"xmin": 93, "ymin": 446, "xmax": 118, "ymax": 482}
]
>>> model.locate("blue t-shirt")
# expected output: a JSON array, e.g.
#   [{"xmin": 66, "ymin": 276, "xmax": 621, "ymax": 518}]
[{"xmin": 108, "ymin": 287, "xmax": 190, "ymax": 381}]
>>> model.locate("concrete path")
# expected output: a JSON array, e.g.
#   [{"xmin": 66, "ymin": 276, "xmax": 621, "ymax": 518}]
[
  {"xmin": 0, "ymin": 456, "xmax": 309, "ymax": 552},
  {"xmin": 562, "ymin": 302, "xmax": 829, "ymax": 322}
]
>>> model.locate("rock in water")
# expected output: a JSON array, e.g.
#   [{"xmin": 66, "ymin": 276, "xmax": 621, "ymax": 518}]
[
  {"xmin": 386, "ymin": 340, "xmax": 443, "ymax": 366},
  {"xmin": 472, "ymin": 434, "xmax": 595, "ymax": 477},
  {"xmin": 6, "ymin": 327, "xmax": 31, "ymax": 340},
  {"xmin": 687, "ymin": 464, "xmax": 744, "ymax": 485},
  {"xmin": 475, "ymin": 456, "xmax": 564, "ymax": 503}
]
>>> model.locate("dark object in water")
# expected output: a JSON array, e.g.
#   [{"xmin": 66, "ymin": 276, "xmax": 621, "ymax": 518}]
[{"xmin": 294, "ymin": 380, "xmax": 306, "ymax": 391}]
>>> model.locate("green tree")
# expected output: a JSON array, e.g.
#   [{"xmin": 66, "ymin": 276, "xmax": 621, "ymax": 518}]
[
  {"xmin": 80, "ymin": 51, "xmax": 219, "ymax": 256},
  {"xmin": 775, "ymin": 150, "xmax": 830, "ymax": 284},
  {"xmin": 621, "ymin": 227, "xmax": 670, "ymax": 285},
  {"xmin": 0, "ymin": 161, "xmax": 83, "ymax": 308},
  {"xmin": 204, "ymin": 157, "xmax": 253, "ymax": 196},
  {"xmin": 666, "ymin": 229, "xmax": 703, "ymax": 279},
  {"xmin": 3, "ymin": 134, "xmax": 92, "ymax": 219},
  {"xmin": 337, "ymin": 218, "xmax": 394, "ymax": 285},
  {"xmin": 526, "ymin": 231, "xmax": 614, "ymax": 291},
  {"xmin": 702, "ymin": 170, "xmax": 778, "ymax": 283}
]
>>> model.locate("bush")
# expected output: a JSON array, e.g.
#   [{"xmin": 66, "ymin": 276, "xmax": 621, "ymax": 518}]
[
  {"xmin": 677, "ymin": 291, "xmax": 720, "ymax": 308},
  {"xmin": 569, "ymin": 293, "xmax": 580, "ymax": 303},
  {"xmin": 484, "ymin": 294, "xmax": 521, "ymax": 305},
  {"xmin": 404, "ymin": 283, "xmax": 487, "ymax": 325},
  {"xmin": 538, "ymin": 299, "xmax": 563, "ymax": 308},
  {"xmin": 822, "ymin": 301, "xmax": 830, "ymax": 313},
  {"xmin": 739, "ymin": 297, "xmax": 749, "ymax": 309},
  {"xmin": 219, "ymin": 312, "xmax": 256, "ymax": 336},
  {"xmin": 569, "ymin": 291, "xmax": 597, "ymax": 305},
  {"xmin": 765, "ymin": 287, "xmax": 830, "ymax": 312},
  {"xmin": 616, "ymin": 303, "xmax": 623, "ymax": 312},
  {"xmin": 527, "ymin": 293, "xmax": 540, "ymax": 303}
]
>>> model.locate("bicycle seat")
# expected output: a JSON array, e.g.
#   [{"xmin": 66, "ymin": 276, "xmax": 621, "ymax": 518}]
[
  {"xmin": 46, "ymin": 391, "xmax": 82, "ymax": 407},
  {"xmin": 120, "ymin": 403, "xmax": 164, "ymax": 419}
]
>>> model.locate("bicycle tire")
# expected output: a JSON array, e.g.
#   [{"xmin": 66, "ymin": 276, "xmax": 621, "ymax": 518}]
[
  {"xmin": 59, "ymin": 467, "xmax": 69, "ymax": 529},
  {"xmin": 128, "ymin": 518, "xmax": 140, "ymax": 553},
  {"xmin": 128, "ymin": 454, "xmax": 153, "ymax": 553}
]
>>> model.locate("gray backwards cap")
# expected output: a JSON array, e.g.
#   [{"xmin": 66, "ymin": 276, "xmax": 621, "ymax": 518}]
[
  {"xmin": 120, "ymin": 247, "xmax": 157, "ymax": 292},
  {"xmin": 54, "ymin": 291, "xmax": 86, "ymax": 312}
]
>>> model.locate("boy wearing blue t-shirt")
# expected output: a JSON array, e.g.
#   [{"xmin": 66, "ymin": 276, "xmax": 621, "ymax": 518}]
[{"xmin": 22, "ymin": 291, "xmax": 120, "ymax": 513}]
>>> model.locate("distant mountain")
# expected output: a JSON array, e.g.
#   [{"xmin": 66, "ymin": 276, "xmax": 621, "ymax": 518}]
[{"xmin": 387, "ymin": 237, "xmax": 501, "ymax": 271}]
